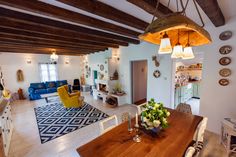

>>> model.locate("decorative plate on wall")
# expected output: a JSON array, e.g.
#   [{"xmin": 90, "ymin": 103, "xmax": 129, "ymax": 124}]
[
  {"xmin": 100, "ymin": 64, "xmax": 104, "ymax": 71},
  {"xmin": 219, "ymin": 45, "xmax": 232, "ymax": 55},
  {"xmin": 219, "ymin": 31, "xmax": 232, "ymax": 40},
  {"xmin": 219, "ymin": 79, "xmax": 229, "ymax": 86},
  {"xmin": 219, "ymin": 68, "xmax": 231, "ymax": 77},
  {"xmin": 153, "ymin": 70, "xmax": 161, "ymax": 78},
  {"xmin": 219, "ymin": 57, "xmax": 231, "ymax": 66}
]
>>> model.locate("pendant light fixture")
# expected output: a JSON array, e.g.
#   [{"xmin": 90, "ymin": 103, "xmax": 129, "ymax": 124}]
[
  {"xmin": 158, "ymin": 32, "xmax": 172, "ymax": 54},
  {"xmin": 139, "ymin": 0, "xmax": 212, "ymax": 47},
  {"xmin": 171, "ymin": 30, "xmax": 183, "ymax": 58},
  {"xmin": 182, "ymin": 32, "xmax": 195, "ymax": 59},
  {"xmin": 50, "ymin": 50, "xmax": 59, "ymax": 63}
]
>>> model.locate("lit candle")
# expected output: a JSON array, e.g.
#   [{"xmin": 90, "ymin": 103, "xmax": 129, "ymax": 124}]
[{"xmin": 135, "ymin": 112, "xmax": 138, "ymax": 125}]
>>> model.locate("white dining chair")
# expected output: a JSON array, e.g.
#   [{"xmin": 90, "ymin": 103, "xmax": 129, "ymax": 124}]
[
  {"xmin": 184, "ymin": 146, "xmax": 196, "ymax": 157},
  {"xmin": 99, "ymin": 115, "xmax": 118, "ymax": 135},
  {"xmin": 192, "ymin": 117, "xmax": 208, "ymax": 156},
  {"xmin": 136, "ymin": 102, "xmax": 147, "ymax": 115}
]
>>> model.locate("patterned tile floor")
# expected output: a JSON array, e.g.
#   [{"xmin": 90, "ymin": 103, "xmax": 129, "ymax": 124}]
[{"xmin": 8, "ymin": 92, "xmax": 233, "ymax": 157}]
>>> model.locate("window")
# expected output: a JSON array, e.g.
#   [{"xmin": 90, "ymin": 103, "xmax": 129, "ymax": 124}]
[{"xmin": 39, "ymin": 63, "xmax": 58, "ymax": 82}]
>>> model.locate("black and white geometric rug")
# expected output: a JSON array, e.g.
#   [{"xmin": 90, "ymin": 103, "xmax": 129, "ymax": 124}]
[{"xmin": 34, "ymin": 102, "xmax": 109, "ymax": 144}]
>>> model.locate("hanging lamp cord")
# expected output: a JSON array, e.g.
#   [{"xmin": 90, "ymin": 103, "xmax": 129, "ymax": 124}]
[{"xmin": 151, "ymin": 0, "xmax": 161, "ymax": 23}]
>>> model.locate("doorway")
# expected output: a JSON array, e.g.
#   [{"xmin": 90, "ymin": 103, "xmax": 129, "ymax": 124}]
[{"xmin": 131, "ymin": 60, "xmax": 147, "ymax": 105}]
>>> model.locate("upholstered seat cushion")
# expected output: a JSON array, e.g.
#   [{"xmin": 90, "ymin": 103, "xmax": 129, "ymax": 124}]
[
  {"xmin": 56, "ymin": 80, "xmax": 68, "ymax": 87},
  {"xmin": 30, "ymin": 83, "xmax": 45, "ymax": 89},
  {"xmin": 47, "ymin": 87, "xmax": 57, "ymax": 93},
  {"xmin": 34, "ymin": 89, "xmax": 47, "ymax": 94},
  {"xmin": 45, "ymin": 81, "xmax": 56, "ymax": 88}
]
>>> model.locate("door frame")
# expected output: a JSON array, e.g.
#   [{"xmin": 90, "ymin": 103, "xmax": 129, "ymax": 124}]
[{"xmin": 130, "ymin": 59, "xmax": 148, "ymax": 104}]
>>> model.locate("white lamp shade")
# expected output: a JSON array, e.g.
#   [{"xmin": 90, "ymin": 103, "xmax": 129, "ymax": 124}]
[
  {"xmin": 158, "ymin": 38, "xmax": 172, "ymax": 54},
  {"xmin": 171, "ymin": 45, "xmax": 183, "ymax": 58},
  {"xmin": 182, "ymin": 47, "xmax": 195, "ymax": 59}
]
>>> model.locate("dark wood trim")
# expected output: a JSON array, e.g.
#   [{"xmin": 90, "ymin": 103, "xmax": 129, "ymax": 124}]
[
  {"xmin": 0, "ymin": 0, "xmax": 140, "ymax": 38},
  {"xmin": 127, "ymin": 0, "xmax": 173, "ymax": 18},
  {"xmin": 0, "ymin": 27, "xmax": 120, "ymax": 48},
  {"xmin": 196, "ymin": 0, "xmax": 225, "ymax": 27},
  {"xmin": 58, "ymin": 0, "xmax": 148, "ymax": 30},
  {"xmin": 0, "ymin": 7, "xmax": 139, "ymax": 45}
]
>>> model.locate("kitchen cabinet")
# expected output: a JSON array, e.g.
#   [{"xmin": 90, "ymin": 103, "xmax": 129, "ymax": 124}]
[{"xmin": 174, "ymin": 82, "xmax": 200, "ymax": 108}]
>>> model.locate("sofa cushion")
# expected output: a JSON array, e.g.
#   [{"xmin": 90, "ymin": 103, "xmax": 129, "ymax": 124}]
[
  {"xmin": 45, "ymin": 81, "xmax": 56, "ymax": 88},
  {"xmin": 30, "ymin": 83, "xmax": 45, "ymax": 89},
  {"xmin": 34, "ymin": 89, "xmax": 47, "ymax": 94},
  {"xmin": 56, "ymin": 80, "xmax": 67, "ymax": 87},
  {"xmin": 47, "ymin": 87, "xmax": 57, "ymax": 93}
]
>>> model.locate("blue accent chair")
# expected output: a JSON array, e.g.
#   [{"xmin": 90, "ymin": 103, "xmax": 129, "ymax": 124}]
[{"xmin": 28, "ymin": 80, "xmax": 70, "ymax": 100}]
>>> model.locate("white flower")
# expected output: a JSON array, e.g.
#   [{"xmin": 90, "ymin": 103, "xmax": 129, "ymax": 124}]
[
  {"xmin": 147, "ymin": 121, "xmax": 153, "ymax": 127},
  {"xmin": 143, "ymin": 117, "xmax": 148, "ymax": 122},
  {"xmin": 153, "ymin": 120, "xmax": 161, "ymax": 127},
  {"xmin": 166, "ymin": 111, "xmax": 170, "ymax": 117}
]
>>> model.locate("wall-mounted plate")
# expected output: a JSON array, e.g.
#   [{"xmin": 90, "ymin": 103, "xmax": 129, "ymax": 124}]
[
  {"xmin": 219, "ymin": 68, "xmax": 231, "ymax": 77},
  {"xmin": 153, "ymin": 70, "xmax": 161, "ymax": 78},
  {"xmin": 219, "ymin": 31, "xmax": 232, "ymax": 40},
  {"xmin": 219, "ymin": 79, "xmax": 229, "ymax": 86},
  {"xmin": 219, "ymin": 57, "xmax": 231, "ymax": 66},
  {"xmin": 219, "ymin": 45, "xmax": 232, "ymax": 55}
]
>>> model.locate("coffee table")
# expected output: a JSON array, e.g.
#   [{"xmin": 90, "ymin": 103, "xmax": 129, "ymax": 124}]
[{"xmin": 41, "ymin": 92, "xmax": 59, "ymax": 103}]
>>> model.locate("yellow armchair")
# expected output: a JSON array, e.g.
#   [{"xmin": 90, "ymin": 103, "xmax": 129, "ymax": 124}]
[{"xmin": 57, "ymin": 85, "xmax": 84, "ymax": 108}]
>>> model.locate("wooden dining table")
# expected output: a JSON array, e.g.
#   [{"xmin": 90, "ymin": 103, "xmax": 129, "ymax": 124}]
[{"xmin": 77, "ymin": 109, "xmax": 203, "ymax": 157}]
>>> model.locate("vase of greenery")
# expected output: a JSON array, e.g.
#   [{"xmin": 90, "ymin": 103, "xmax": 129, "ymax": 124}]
[{"xmin": 141, "ymin": 98, "xmax": 170, "ymax": 134}]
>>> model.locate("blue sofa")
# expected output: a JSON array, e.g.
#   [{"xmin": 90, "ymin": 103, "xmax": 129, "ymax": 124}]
[{"xmin": 28, "ymin": 80, "xmax": 70, "ymax": 100}]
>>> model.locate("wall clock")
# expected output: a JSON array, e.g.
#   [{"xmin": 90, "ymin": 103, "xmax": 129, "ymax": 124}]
[
  {"xmin": 219, "ymin": 57, "xmax": 231, "ymax": 66},
  {"xmin": 219, "ymin": 45, "xmax": 232, "ymax": 55},
  {"xmin": 219, "ymin": 79, "xmax": 229, "ymax": 86},
  {"xmin": 219, "ymin": 68, "xmax": 231, "ymax": 77},
  {"xmin": 219, "ymin": 31, "xmax": 232, "ymax": 40},
  {"xmin": 153, "ymin": 70, "xmax": 161, "ymax": 78}
]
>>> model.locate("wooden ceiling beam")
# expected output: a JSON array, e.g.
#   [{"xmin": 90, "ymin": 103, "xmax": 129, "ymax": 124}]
[
  {"xmin": 0, "ymin": 42, "xmax": 106, "ymax": 54},
  {"xmin": 0, "ymin": 0, "xmax": 140, "ymax": 38},
  {"xmin": 0, "ymin": 33, "xmax": 108, "ymax": 51},
  {"xmin": 0, "ymin": 44, "xmax": 93, "ymax": 55},
  {"xmin": 0, "ymin": 38, "xmax": 107, "ymax": 53},
  {"xmin": 57, "ymin": 0, "xmax": 148, "ymax": 30},
  {"xmin": 0, "ymin": 8, "xmax": 136, "ymax": 45},
  {"xmin": 0, "ymin": 27, "xmax": 120, "ymax": 48},
  {"xmin": 195, "ymin": 0, "xmax": 225, "ymax": 27},
  {"xmin": 0, "ymin": 29, "xmax": 114, "ymax": 49},
  {"xmin": 127, "ymin": 0, "xmax": 173, "ymax": 18}
]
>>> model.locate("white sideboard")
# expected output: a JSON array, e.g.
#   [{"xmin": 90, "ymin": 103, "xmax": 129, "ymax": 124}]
[{"xmin": 0, "ymin": 98, "xmax": 13, "ymax": 157}]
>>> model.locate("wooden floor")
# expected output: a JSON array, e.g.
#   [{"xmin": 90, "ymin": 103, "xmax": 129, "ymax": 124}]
[{"xmin": 7, "ymin": 92, "xmax": 234, "ymax": 157}]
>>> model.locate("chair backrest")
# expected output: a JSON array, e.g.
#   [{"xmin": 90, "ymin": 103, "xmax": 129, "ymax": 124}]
[
  {"xmin": 194, "ymin": 117, "xmax": 208, "ymax": 142},
  {"xmin": 176, "ymin": 103, "xmax": 192, "ymax": 114},
  {"xmin": 184, "ymin": 146, "xmax": 195, "ymax": 157},
  {"xmin": 136, "ymin": 102, "xmax": 147, "ymax": 115},
  {"xmin": 121, "ymin": 112, "xmax": 129, "ymax": 122},
  {"xmin": 99, "ymin": 115, "xmax": 118, "ymax": 135},
  {"xmin": 57, "ymin": 85, "xmax": 70, "ymax": 101},
  {"xmin": 73, "ymin": 79, "xmax": 80, "ymax": 86}
]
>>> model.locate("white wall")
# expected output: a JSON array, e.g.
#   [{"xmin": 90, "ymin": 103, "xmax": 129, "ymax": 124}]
[
  {"xmin": 199, "ymin": 16, "xmax": 236, "ymax": 134},
  {"xmin": 118, "ymin": 42, "xmax": 173, "ymax": 107},
  {"xmin": 0, "ymin": 53, "xmax": 82, "ymax": 97}
]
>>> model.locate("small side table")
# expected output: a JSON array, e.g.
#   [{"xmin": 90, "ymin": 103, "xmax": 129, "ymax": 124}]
[{"xmin": 221, "ymin": 118, "xmax": 236, "ymax": 156}]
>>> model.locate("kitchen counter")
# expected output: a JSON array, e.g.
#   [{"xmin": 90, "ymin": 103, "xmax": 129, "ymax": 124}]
[{"xmin": 175, "ymin": 80, "xmax": 201, "ymax": 89}]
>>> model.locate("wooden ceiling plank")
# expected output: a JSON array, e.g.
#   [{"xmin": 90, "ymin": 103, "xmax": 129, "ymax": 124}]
[
  {"xmin": 127, "ymin": 0, "xmax": 173, "ymax": 18},
  {"xmin": 195, "ymin": 0, "xmax": 225, "ymax": 27},
  {"xmin": 0, "ymin": 0, "xmax": 140, "ymax": 38},
  {"xmin": 57, "ymin": 0, "xmax": 148, "ymax": 30},
  {"xmin": 0, "ymin": 10, "xmax": 134, "ymax": 45},
  {"xmin": 0, "ymin": 27, "xmax": 119, "ymax": 48}
]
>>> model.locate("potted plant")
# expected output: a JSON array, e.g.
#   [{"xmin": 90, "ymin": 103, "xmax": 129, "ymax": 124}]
[{"xmin": 141, "ymin": 98, "xmax": 170, "ymax": 133}]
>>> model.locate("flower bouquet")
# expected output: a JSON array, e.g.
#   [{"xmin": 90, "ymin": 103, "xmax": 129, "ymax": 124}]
[{"xmin": 141, "ymin": 98, "xmax": 170, "ymax": 132}]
